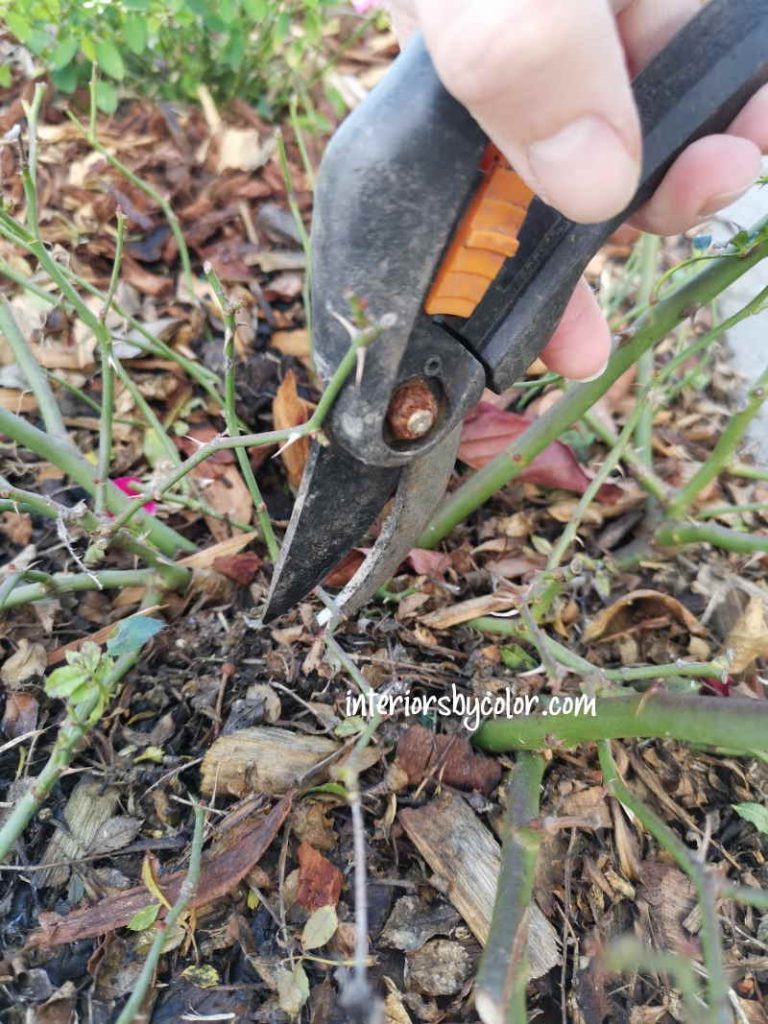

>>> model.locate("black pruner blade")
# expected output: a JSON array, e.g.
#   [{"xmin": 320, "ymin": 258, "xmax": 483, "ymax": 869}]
[{"xmin": 263, "ymin": 426, "xmax": 460, "ymax": 622}]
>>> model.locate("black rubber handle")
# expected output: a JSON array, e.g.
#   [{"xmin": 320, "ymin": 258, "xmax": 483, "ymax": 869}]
[{"xmin": 465, "ymin": 0, "xmax": 768, "ymax": 389}]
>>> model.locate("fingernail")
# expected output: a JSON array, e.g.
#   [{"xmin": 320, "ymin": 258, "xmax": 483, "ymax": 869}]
[
  {"xmin": 698, "ymin": 185, "xmax": 754, "ymax": 217},
  {"xmin": 527, "ymin": 116, "xmax": 640, "ymax": 223},
  {"xmin": 576, "ymin": 357, "xmax": 610, "ymax": 383}
]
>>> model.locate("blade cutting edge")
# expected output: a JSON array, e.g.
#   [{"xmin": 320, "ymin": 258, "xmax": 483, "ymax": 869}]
[{"xmin": 263, "ymin": 442, "xmax": 399, "ymax": 621}]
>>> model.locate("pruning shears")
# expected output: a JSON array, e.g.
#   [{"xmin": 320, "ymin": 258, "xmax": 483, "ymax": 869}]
[{"xmin": 265, "ymin": 0, "xmax": 768, "ymax": 622}]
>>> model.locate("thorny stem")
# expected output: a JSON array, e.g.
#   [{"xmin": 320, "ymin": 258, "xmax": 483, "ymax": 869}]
[
  {"xmin": 419, "ymin": 219, "xmax": 768, "ymax": 548},
  {"xmin": 475, "ymin": 752, "xmax": 546, "ymax": 1024},
  {"xmin": 70, "ymin": 101, "xmax": 197, "ymax": 303},
  {"xmin": 0, "ymin": 476, "xmax": 189, "ymax": 592},
  {"xmin": 205, "ymin": 263, "xmax": 280, "ymax": 561},
  {"xmin": 601, "ymin": 938, "xmax": 704, "ymax": 1021},
  {"xmin": 95, "ymin": 210, "xmax": 126, "ymax": 515},
  {"xmin": 276, "ymin": 130, "xmax": 312, "ymax": 336},
  {"xmin": 114, "ymin": 802, "xmax": 206, "ymax": 1024},
  {"xmin": 468, "ymin": 617, "xmax": 728, "ymax": 685},
  {"xmin": 547, "ymin": 400, "xmax": 644, "ymax": 569},
  {"xmin": 598, "ymin": 741, "xmax": 730, "ymax": 1024},
  {"xmin": 0, "ymin": 404, "xmax": 194, "ymax": 556}
]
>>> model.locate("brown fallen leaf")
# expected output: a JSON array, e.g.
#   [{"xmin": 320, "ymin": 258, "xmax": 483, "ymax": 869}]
[
  {"xmin": 1, "ymin": 691, "xmax": 38, "ymax": 739},
  {"xmin": 269, "ymin": 329, "xmax": 311, "ymax": 365},
  {"xmin": 179, "ymin": 531, "xmax": 259, "ymax": 572},
  {"xmin": 459, "ymin": 402, "xmax": 622, "ymax": 502},
  {"xmin": 0, "ymin": 510, "xmax": 33, "ymax": 546},
  {"xmin": 211, "ymin": 551, "xmax": 263, "ymax": 585},
  {"xmin": 272, "ymin": 370, "xmax": 311, "ymax": 488},
  {"xmin": 420, "ymin": 591, "xmax": 519, "ymax": 630},
  {"xmin": 395, "ymin": 725, "xmax": 501, "ymax": 795},
  {"xmin": 583, "ymin": 589, "xmax": 705, "ymax": 642},
  {"xmin": 296, "ymin": 841, "xmax": 343, "ymax": 911},
  {"xmin": 723, "ymin": 597, "xmax": 768, "ymax": 673},
  {"xmin": 1, "ymin": 639, "xmax": 47, "ymax": 687},
  {"xmin": 26, "ymin": 796, "xmax": 291, "ymax": 949}
]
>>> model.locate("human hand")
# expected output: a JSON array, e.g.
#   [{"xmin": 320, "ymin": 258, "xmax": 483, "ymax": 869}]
[{"xmin": 387, "ymin": 0, "xmax": 768, "ymax": 380}]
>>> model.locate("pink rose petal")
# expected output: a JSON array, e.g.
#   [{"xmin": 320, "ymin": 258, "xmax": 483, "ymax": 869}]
[{"xmin": 113, "ymin": 476, "xmax": 158, "ymax": 515}]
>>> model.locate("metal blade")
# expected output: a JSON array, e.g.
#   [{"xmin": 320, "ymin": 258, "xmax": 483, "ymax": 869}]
[
  {"xmin": 263, "ymin": 442, "xmax": 399, "ymax": 621},
  {"xmin": 326, "ymin": 425, "xmax": 461, "ymax": 619}
]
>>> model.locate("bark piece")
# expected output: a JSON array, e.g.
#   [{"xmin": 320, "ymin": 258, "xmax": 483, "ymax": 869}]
[
  {"xmin": 380, "ymin": 894, "xmax": 460, "ymax": 952},
  {"xmin": 399, "ymin": 790, "xmax": 559, "ymax": 980},
  {"xmin": 395, "ymin": 725, "xmax": 501, "ymax": 795},
  {"xmin": 201, "ymin": 726, "xmax": 377, "ymax": 796}
]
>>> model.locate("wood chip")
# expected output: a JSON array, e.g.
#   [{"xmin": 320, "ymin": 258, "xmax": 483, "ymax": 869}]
[{"xmin": 399, "ymin": 790, "xmax": 560, "ymax": 980}]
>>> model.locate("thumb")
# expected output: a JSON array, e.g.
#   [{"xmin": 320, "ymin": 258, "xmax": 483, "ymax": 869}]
[{"xmin": 415, "ymin": 0, "xmax": 642, "ymax": 224}]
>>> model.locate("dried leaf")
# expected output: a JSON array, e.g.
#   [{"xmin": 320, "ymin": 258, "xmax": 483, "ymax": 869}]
[
  {"xmin": 1, "ymin": 691, "xmax": 39, "ymax": 739},
  {"xmin": 276, "ymin": 962, "xmax": 310, "ymax": 1018},
  {"xmin": 301, "ymin": 904, "xmax": 338, "ymax": 950},
  {"xmin": 405, "ymin": 549, "xmax": 451, "ymax": 575},
  {"xmin": 211, "ymin": 551, "xmax": 263, "ymax": 585},
  {"xmin": 724, "ymin": 597, "xmax": 768, "ymax": 672},
  {"xmin": 459, "ymin": 402, "xmax": 621, "ymax": 501},
  {"xmin": 27, "ymin": 796, "xmax": 291, "ymax": 948},
  {"xmin": 584, "ymin": 589, "xmax": 705, "ymax": 642},
  {"xmin": 272, "ymin": 370, "xmax": 310, "ymax": 488},
  {"xmin": 296, "ymin": 841, "xmax": 343, "ymax": 911},
  {"xmin": 1, "ymin": 638, "xmax": 47, "ymax": 687}
]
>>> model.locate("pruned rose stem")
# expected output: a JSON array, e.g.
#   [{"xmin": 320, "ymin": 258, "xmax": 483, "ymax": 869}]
[
  {"xmin": 473, "ymin": 692, "xmax": 768, "ymax": 755},
  {"xmin": 475, "ymin": 751, "xmax": 546, "ymax": 1024}
]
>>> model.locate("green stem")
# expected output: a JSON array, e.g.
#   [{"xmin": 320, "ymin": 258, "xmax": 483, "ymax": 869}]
[
  {"xmin": 0, "ymin": 475, "xmax": 188, "ymax": 588},
  {"xmin": 601, "ymin": 938, "xmax": 703, "ymax": 1020},
  {"xmin": 728, "ymin": 462, "xmax": 768, "ymax": 482},
  {"xmin": 473, "ymin": 692, "xmax": 768, "ymax": 754},
  {"xmin": 0, "ymin": 405, "xmax": 194, "ymax": 556},
  {"xmin": 547, "ymin": 400, "xmax": 644, "ymax": 569},
  {"xmin": 95, "ymin": 211, "xmax": 126, "ymax": 515},
  {"xmin": 656, "ymin": 520, "xmax": 768, "ymax": 555},
  {"xmin": 0, "ymin": 569, "xmax": 158, "ymax": 610},
  {"xmin": 205, "ymin": 263, "xmax": 279, "ymax": 560},
  {"xmin": 699, "ymin": 501, "xmax": 768, "ymax": 519},
  {"xmin": 419, "ymin": 220, "xmax": 768, "ymax": 548},
  {"xmin": 475, "ymin": 752, "xmax": 546, "ymax": 1024},
  {"xmin": 634, "ymin": 234, "xmax": 661, "ymax": 468},
  {"xmin": 0, "ymin": 296, "xmax": 70, "ymax": 444},
  {"xmin": 114, "ymin": 802, "xmax": 206, "ymax": 1024}
]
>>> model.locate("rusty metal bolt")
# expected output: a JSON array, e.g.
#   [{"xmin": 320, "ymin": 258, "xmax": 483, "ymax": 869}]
[{"xmin": 386, "ymin": 377, "xmax": 438, "ymax": 441}]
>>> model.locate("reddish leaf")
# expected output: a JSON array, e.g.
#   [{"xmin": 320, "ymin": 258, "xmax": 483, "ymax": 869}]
[
  {"xmin": 459, "ymin": 402, "xmax": 621, "ymax": 502},
  {"xmin": 212, "ymin": 552, "xmax": 263, "ymax": 585},
  {"xmin": 323, "ymin": 548, "xmax": 367, "ymax": 587},
  {"xmin": 405, "ymin": 549, "xmax": 451, "ymax": 576},
  {"xmin": 296, "ymin": 841, "xmax": 343, "ymax": 912}
]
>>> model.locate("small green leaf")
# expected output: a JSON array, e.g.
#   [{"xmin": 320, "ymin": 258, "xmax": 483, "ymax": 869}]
[
  {"xmin": 242, "ymin": 0, "xmax": 267, "ymax": 17},
  {"xmin": 127, "ymin": 902, "xmax": 161, "ymax": 931},
  {"xmin": 45, "ymin": 664, "xmax": 90, "ymax": 701},
  {"xmin": 94, "ymin": 79, "xmax": 119, "ymax": 114},
  {"xmin": 181, "ymin": 964, "xmax": 220, "ymax": 988},
  {"xmin": 0, "ymin": 65, "xmax": 12, "ymax": 88},
  {"xmin": 95, "ymin": 39, "xmax": 125, "ymax": 80},
  {"xmin": 301, "ymin": 904, "xmax": 338, "ymax": 950},
  {"xmin": 107, "ymin": 615, "xmax": 164, "ymax": 657},
  {"xmin": 733, "ymin": 802, "xmax": 768, "ymax": 836},
  {"xmin": 6, "ymin": 13, "xmax": 33, "ymax": 43},
  {"xmin": 123, "ymin": 16, "xmax": 147, "ymax": 55},
  {"xmin": 52, "ymin": 62, "xmax": 79, "ymax": 93},
  {"xmin": 335, "ymin": 716, "xmax": 365, "ymax": 738},
  {"xmin": 80, "ymin": 37, "xmax": 97, "ymax": 62},
  {"xmin": 51, "ymin": 36, "xmax": 79, "ymax": 70}
]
